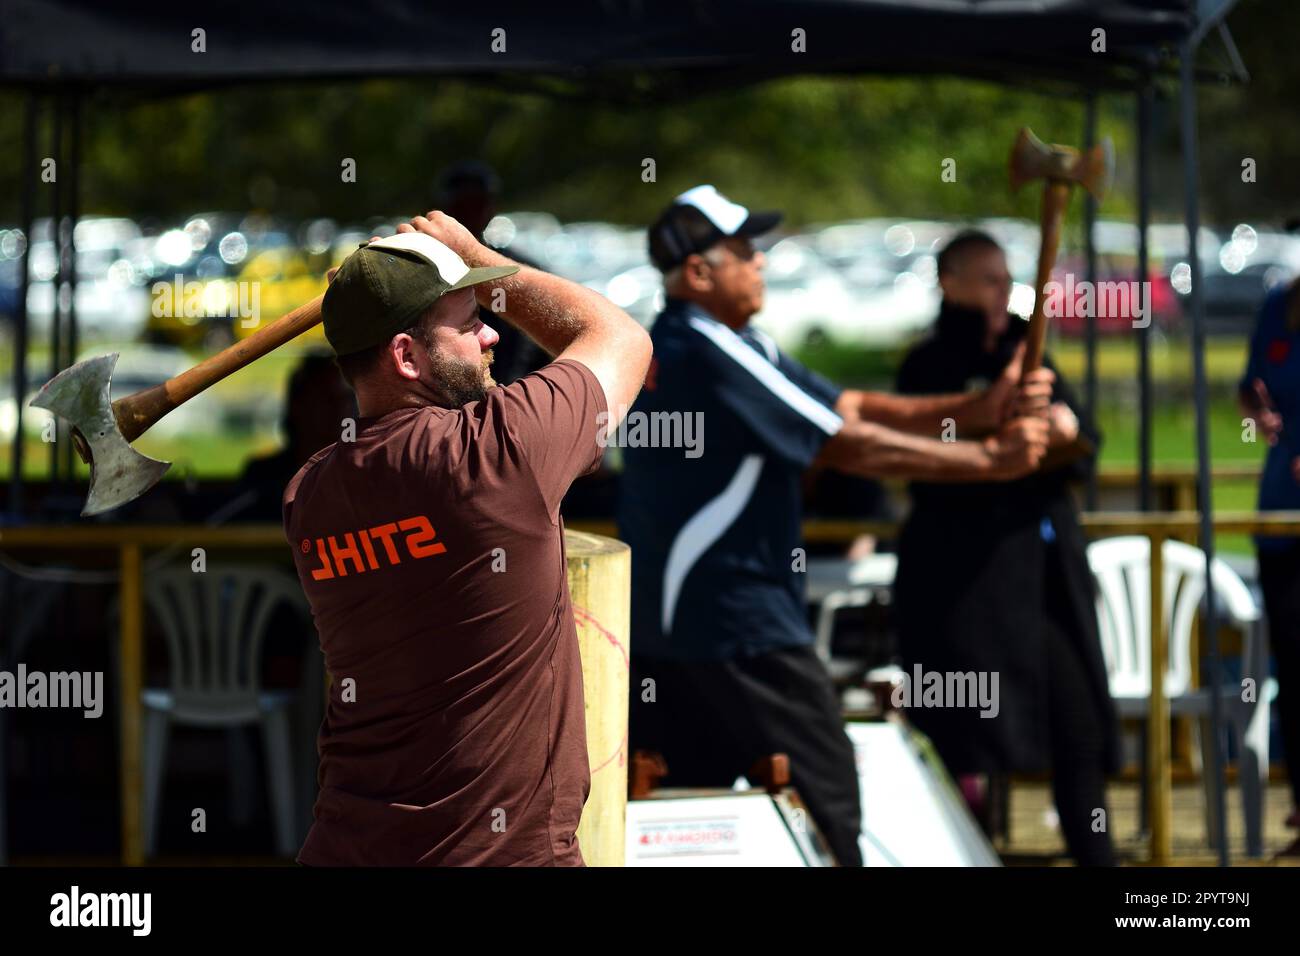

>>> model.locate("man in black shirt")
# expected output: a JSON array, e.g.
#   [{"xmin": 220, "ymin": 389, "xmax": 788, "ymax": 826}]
[{"xmin": 893, "ymin": 229, "xmax": 1120, "ymax": 866}]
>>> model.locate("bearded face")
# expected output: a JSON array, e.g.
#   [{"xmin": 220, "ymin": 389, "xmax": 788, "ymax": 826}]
[
  {"xmin": 408, "ymin": 288, "xmax": 503, "ymax": 409},
  {"xmin": 424, "ymin": 342, "xmax": 496, "ymax": 407}
]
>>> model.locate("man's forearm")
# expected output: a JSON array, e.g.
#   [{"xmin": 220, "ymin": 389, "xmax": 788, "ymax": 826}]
[
  {"xmin": 466, "ymin": 246, "xmax": 618, "ymax": 357},
  {"xmin": 841, "ymin": 389, "xmax": 982, "ymax": 436},
  {"xmin": 816, "ymin": 419, "xmax": 996, "ymax": 481}
]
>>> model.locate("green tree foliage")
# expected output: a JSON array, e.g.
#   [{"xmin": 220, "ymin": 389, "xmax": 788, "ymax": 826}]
[{"xmin": 0, "ymin": 0, "xmax": 1291, "ymax": 229}]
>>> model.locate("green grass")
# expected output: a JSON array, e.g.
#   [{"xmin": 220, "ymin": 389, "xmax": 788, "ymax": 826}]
[
  {"xmin": 1090, "ymin": 400, "xmax": 1265, "ymax": 554},
  {"xmin": 1092, "ymin": 398, "xmax": 1264, "ymax": 467},
  {"xmin": 1049, "ymin": 337, "xmax": 1250, "ymax": 385}
]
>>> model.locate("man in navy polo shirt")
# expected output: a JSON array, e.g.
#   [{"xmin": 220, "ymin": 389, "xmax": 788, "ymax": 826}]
[
  {"xmin": 619, "ymin": 186, "xmax": 1054, "ymax": 866},
  {"xmin": 1239, "ymin": 277, "xmax": 1300, "ymax": 854}
]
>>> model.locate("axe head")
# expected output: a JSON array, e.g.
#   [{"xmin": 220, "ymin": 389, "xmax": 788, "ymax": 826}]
[
  {"xmin": 1009, "ymin": 126, "xmax": 1113, "ymax": 200},
  {"xmin": 29, "ymin": 353, "xmax": 172, "ymax": 517}
]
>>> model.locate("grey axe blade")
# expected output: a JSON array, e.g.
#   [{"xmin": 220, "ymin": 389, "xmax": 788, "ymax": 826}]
[{"xmin": 29, "ymin": 353, "xmax": 171, "ymax": 517}]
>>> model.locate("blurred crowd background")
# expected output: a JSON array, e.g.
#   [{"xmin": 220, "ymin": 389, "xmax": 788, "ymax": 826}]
[{"xmin": 1, "ymin": 208, "xmax": 1295, "ymax": 498}]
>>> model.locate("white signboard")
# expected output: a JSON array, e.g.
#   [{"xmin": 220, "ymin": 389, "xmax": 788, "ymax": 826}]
[
  {"xmin": 625, "ymin": 721, "xmax": 998, "ymax": 867},
  {"xmin": 626, "ymin": 793, "xmax": 814, "ymax": 867}
]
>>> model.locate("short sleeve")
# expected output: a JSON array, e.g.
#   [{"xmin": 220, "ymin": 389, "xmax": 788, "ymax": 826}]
[
  {"xmin": 496, "ymin": 359, "xmax": 608, "ymax": 516},
  {"xmin": 687, "ymin": 317, "xmax": 843, "ymax": 469},
  {"xmin": 777, "ymin": 352, "xmax": 843, "ymax": 409}
]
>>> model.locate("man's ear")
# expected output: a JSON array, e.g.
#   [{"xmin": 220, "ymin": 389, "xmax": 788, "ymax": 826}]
[
  {"xmin": 388, "ymin": 333, "xmax": 423, "ymax": 381},
  {"xmin": 683, "ymin": 254, "xmax": 713, "ymax": 293}
]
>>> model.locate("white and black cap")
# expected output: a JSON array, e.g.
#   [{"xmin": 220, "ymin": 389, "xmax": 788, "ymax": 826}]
[{"xmin": 648, "ymin": 185, "xmax": 783, "ymax": 272}]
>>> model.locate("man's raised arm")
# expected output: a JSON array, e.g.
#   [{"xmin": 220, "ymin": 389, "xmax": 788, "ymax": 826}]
[{"xmin": 400, "ymin": 213, "xmax": 652, "ymax": 423}]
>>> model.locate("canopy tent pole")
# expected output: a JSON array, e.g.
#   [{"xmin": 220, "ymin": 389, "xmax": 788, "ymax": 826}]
[
  {"xmin": 47, "ymin": 92, "xmax": 64, "ymax": 489},
  {"xmin": 1132, "ymin": 78, "xmax": 1155, "ymax": 843},
  {"xmin": 1136, "ymin": 82, "xmax": 1153, "ymax": 513},
  {"xmin": 62, "ymin": 92, "xmax": 82, "ymax": 485},
  {"xmin": 1082, "ymin": 91, "xmax": 1099, "ymax": 510},
  {"xmin": 9, "ymin": 95, "xmax": 40, "ymax": 518},
  {"xmin": 1180, "ymin": 34, "xmax": 1229, "ymax": 868}
]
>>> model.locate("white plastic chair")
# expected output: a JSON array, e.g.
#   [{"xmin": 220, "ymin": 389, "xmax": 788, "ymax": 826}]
[
  {"xmin": 1087, "ymin": 536, "xmax": 1276, "ymax": 857},
  {"xmin": 814, "ymin": 553, "xmax": 898, "ymax": 683},
  {"xmin": 140, "ymin": 564, "xmax": 311, "ymax": 858}
]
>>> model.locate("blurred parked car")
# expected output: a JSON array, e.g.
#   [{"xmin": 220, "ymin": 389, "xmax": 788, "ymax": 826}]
[
  {"xmin": 9, "ymin": 217, "xmax": 153, "ymax": 344},
  {"xmin": 484, "ymin": 211, "xmax": 562, "ymax": 264},
  {"xmin": 1177, "ymin": 224, "xmax": 1300, "ymax": 333},
  {"xmin": 544, "ymin": 222, "xmax": 644, "ymax": 285},
  {"xmin": 142, "ymin": 214, "xmax": 309, "ymax": 349},
  {"xmin": 588, "ymin": 262, "xmax": 662, "ymax": 328},
  {"xmin": 228, "ymin": 244, "xmax": 332, "ymax": 345},
  {"xmin": 751, "ymin": 236, "xmax": 868, "ymax": 349},
  {"xmin": 1048, "ymin": 220, "xmax": 1185, "ymax": 335}
]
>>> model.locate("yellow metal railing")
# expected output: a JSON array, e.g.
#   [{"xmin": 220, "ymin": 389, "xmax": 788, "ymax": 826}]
[
  {"xmin": 1094, "ymin": 464, "xmax": 1262, "ymax": 513},
  {"xmin": 2, "ymin": 510, "xmax": 1298, "ymax": 865}
]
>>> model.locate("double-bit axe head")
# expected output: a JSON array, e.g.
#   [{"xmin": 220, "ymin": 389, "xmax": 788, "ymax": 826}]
[
  {"xmin": 29, "ymin": 353, "xmax": 171, "ymax": 517},
  {"xmin": 1009, "ymin": 127, "xmax": 1114, "ymax": 199}
]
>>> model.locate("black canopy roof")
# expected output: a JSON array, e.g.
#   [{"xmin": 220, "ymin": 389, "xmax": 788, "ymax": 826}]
[{"xmin": 1, "ymin": 0, "xmax": 1199, "ymax": 97}]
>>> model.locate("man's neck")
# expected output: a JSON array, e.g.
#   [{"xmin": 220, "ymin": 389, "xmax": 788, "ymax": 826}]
[
  {"xmin": 939, "ymin": 298, "xmax": 995, "ymax": 353},
  {"xmin": 669, "ymin": 294, "xmax": 748, "ymax": 331},
  {"xmin": 356, "ymin": 387, "xmax": 437, "ymax": 420}
]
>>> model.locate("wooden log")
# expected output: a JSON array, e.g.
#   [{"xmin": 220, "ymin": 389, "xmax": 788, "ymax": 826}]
[{"xmin": 565, "ymin": 530, "xmax": 630, "ymax": 867}]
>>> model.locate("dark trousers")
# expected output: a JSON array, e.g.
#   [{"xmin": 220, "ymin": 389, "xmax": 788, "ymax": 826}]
[
  {"xmin": 1041, "ymin": 610, "xmax": 1116, "ymax": 866},
  {"xmin": 630, "ymin": 645, "xmax": 864, "ymax": 866},
  {"xmin": 1038, "ymin": 541, "xmax": 1116, "ymax": 866},
  {"xmin": 1258, "ymin": 545, "xmax": 1300, "ymax": 809}
]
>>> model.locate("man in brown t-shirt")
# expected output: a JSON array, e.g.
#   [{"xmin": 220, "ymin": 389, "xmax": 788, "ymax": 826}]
[{"xmin": 284, "ymin": 213, "xmax": 651, "ymax": 865}]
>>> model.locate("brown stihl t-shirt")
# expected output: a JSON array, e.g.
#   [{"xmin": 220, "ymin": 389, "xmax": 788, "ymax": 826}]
[{"xmin": 284, "ymin": 359, "xmax": 606, "ymax": 866}]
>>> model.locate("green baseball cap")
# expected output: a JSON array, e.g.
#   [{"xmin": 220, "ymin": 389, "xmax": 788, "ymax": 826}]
[{"xmin": 322, "ymin": 232, "xmax": 519, "ymax": 355}]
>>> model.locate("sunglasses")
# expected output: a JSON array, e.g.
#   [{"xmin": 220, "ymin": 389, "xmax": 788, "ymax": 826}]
[{"xmin": 707, "ymin": 237, "xmax": 759, "ymax": 263}]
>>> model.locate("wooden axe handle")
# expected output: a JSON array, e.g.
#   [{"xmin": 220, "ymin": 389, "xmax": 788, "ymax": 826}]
[
  {"xmin": 1022, "ymin": 180, "xmax": 1073, "ymax": 378},
  {"xmin": 1022, "ymin": 182, "xmax": 1101, "ymax": 465},
  {"xmin": 113, "ymin": 293, "xmax": 325, "ymax": 443}
]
